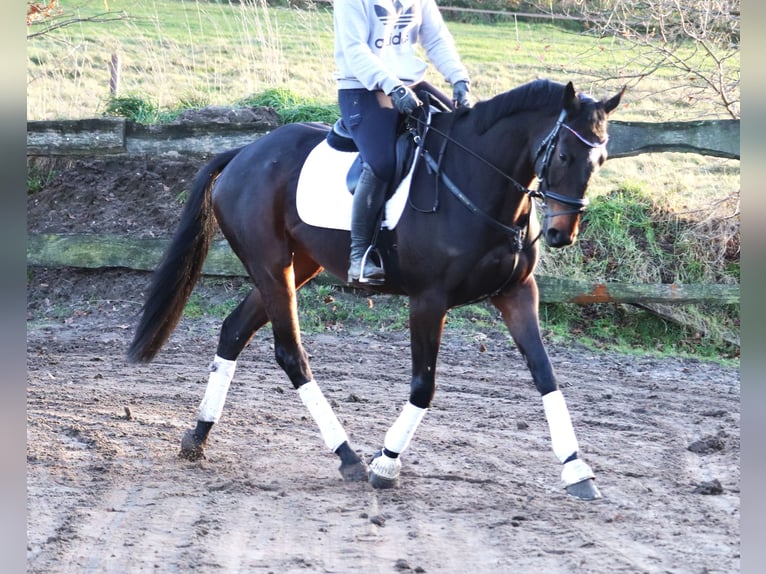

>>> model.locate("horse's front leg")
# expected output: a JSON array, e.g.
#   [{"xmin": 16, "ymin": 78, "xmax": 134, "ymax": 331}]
[
  {"xmin": 491, "ymin": 277, "xmax": 601, "ymax": 501},
  {"xmin": 368, "ymin": 294, "xmax": 446, "ymax": 489}
]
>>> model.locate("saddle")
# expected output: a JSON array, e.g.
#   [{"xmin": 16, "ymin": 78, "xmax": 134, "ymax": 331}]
[{"xmin": 326, "ymin": 82, "xmax": 454, "ymax": 197}]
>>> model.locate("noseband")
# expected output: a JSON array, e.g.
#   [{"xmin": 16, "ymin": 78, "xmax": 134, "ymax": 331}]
[{"xmin": 533, "ymin": 109, "xmax": 609, "ymax": 218}]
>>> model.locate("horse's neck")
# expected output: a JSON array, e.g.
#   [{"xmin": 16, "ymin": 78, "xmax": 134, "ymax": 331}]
[
  {"xmin": 439, "ymin": 113, "xmax": 537, "ymax": 190},
  {"xmin": 424, "ymin": 114, "xmax": 537, "ymax": 227}
]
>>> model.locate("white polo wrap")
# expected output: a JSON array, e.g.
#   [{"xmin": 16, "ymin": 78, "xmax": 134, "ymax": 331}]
[
  {"xmin": 542, "ymin": 389, "xmax": 579, "ymax": 464},
  {"xmin": 384, "ymin": 401, "xmax": 427, "ymax": 455},
  {"xmin": 198, "ymin": 355, "xmax": 237, "ymax": 423},
  {"xmin": 298, "ymin": 380, "xmax": 348, "ymax": 452}
]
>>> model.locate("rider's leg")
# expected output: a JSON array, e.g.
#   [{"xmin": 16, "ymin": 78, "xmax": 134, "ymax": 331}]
[
  {"xmin": 348, "ymin": 164, "xmax": 388, "ymax": 283},
  {"xmin": 338, "ymin": 88, "xmax": 399, "ymax": 284}
]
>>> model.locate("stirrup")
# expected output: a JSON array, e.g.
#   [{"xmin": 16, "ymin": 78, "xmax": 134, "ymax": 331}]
[{"xmin": 350, "ymin": 246, "xmax": 385, "ymax": 285}]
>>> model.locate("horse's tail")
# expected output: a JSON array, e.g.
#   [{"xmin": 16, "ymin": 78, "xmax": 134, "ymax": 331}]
[{"xmin": 127, "ymin": 147, "xmax": 242, "ymax": 363}]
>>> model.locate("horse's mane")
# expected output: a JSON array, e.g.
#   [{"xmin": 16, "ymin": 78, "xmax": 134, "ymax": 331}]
[{"xmin": 470, "ymin": 79, "xmax": 567, "ymax": 135}]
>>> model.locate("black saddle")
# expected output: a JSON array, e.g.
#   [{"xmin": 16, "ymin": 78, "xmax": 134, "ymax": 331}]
[{"xmin": 326, "ymin": 82, "xmax": 454, "ymax": 198}]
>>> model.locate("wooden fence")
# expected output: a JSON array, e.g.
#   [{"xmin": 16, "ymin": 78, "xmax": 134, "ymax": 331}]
[
  {"xmin": 26, "ymin": 117, "xmax": 740, "ymax": 160},
  {"xmin": 26, "ymin": 116, "xmax": 740, "ymax": 307}
]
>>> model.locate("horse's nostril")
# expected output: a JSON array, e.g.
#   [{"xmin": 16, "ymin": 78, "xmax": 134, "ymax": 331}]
[{"xmin": 546, "ymin": 228, "xmax": 572, "ymax": 248}]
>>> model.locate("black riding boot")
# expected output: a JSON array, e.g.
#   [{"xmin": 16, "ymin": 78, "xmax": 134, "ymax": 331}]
[{"xmin": 348, "ymin": 165, "xmax": 387, "ymax": 284}]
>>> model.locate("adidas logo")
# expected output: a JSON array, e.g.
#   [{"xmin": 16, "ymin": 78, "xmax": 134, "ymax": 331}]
[{"xmin": 373, "ymin": 2, "xmax": 415, "ymax": 48}]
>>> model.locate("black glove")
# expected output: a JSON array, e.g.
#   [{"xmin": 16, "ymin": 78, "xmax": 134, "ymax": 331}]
[
  {"xmin": 389, "ymin": 85, "xmax": 422, "ymax": 115},
  {"xmin": 452, "ymin": 80, "xmax": 471, "ymax": 108}
]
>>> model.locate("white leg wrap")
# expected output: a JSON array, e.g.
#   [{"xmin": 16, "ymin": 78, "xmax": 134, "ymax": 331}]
[
  {"xmin": 198, "ymin": 355, "xmax": 237, "ymax": 423},
  {"xmin": 561, "ymin": 458, "xmax": 596, "ymax": 487},
  {"xmin": 384, "ymin": 402, "xmax": 427, "ymax": 455},
  {"xmin": 298, "ymin": 380, "xmax": 348, "ymax": 452},
  {"xmin": 542, "ymin": 390, "xmax": 579, "ymax": 464},
  {"xmin": 369, "ymin": 451, "xmax": 402, "ymax": 480}
]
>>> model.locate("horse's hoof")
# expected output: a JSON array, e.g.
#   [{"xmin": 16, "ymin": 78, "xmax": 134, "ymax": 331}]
[
  {"xmin": 179, "ymin": 428, "xmax": 206, "ymax": 461},
  {"xmin": 335, "ymin": 441, "xmax": 368, "ymax": 481},
  {"xmin": 339, "ymin": 459, "xmax": 368, "ymax": 482},
  {"xmin": 565, "ymin": 478, "xmax": 602, "ymax": 501},
  {"xmin": 369, "ymin": 470, "xmax": 399, "ymax": 489},
  {"xmin": 368, "ymin": 450, "xmax": 401, "ymax": 489}
]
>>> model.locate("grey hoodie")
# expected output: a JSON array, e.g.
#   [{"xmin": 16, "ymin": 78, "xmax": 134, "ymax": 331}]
[{"xmin": 333, "ymin": 0, "xmax": 470, "ymax": 94}]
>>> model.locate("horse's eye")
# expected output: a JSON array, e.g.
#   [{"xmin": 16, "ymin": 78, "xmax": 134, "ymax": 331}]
[{"xmin": 558, "ymin": 152, "xmax": 568, "ymax": 163}]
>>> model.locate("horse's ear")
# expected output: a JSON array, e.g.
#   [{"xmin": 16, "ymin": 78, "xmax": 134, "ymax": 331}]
[
  {"xmin": 563, "ymin": 81, "xmax": 580, "ymax": 116},
  {"xmin": 603, "ymin": 86, "xmax": 626, "ymax": 115}
]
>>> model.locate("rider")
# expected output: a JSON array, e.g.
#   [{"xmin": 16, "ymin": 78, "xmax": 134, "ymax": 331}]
[{"xmin": 333, "ymin": 0, "xmax": 472, "ymax": 284}]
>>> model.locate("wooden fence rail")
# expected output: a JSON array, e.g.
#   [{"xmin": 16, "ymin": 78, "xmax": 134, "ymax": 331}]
[
  {"xmin": 26, "ymin": 117, "xmax": 740, "ymax": 160},
  {"xmin": 26, "ymin": 234, "xmax": 739, "ymax": 305}
]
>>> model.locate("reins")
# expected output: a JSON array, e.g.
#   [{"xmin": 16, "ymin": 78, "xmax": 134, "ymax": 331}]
[
  {"xmin": 406, "ymin": 103, "xmax": 608, "ymax": 237},
  {"xmin": 419, "ymin": 148, "xmax": 526, "ymax": 252},
  {"xmin": 409, "ymin": 108, "xmax": 535, "ymax": 201},
  {"xmin": 405, "ymin": 108, "xmax": 531, "ymax": 253}
]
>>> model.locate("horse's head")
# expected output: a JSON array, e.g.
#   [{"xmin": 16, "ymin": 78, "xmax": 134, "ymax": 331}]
[{"xmin": 535, "ymin": 82, "xmax": 624, "ymax": 248}]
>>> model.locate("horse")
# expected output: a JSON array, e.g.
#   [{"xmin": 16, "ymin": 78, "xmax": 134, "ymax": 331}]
[{"xmin": 127, "ymin": 78, "xmax": 623, "ymax": 501}]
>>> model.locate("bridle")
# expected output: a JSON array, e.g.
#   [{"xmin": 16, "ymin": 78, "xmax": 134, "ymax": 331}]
[
  {"xmin": 533, "ymin": 109, "xmax": 609, "ymax": 218},
  {"xmin": 409, "ymin": 104, "xmax": 608, "ymax": 239}
]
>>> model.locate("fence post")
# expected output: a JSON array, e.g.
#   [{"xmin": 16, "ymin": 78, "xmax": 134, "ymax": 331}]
[{"xmin": 109, "ymin": 53, "xmax": 120, "ymax": 97}]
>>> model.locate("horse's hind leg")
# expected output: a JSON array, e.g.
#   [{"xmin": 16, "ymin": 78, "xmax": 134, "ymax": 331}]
[
  {"xmin": 180, "ymin": 287, "xmax": 269, "ymax": 460},
  {"xmin": 491, "ymin": 278, "xmax": 601, "ymax": 501},
  {"xmin": 260, "ymin": 261, "xmax": 368, "ymax": 481},
  {"xmin": 180, "ymin": 259, "xmax": 366, "ymax": 481}
]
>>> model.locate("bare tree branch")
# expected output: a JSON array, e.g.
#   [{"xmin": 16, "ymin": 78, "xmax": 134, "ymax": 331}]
[
  {"xmin": 566, "ymin": 0, "xmax": 740, "ymax": 119},
  {"xmin": 27, "ymin": 11, "xmax": 129, "ymax": 40}
]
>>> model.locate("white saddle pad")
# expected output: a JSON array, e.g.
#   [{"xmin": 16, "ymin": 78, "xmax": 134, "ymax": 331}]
[{"xmin": 296, "ymin": 139, "xmax": 417, "ymax": 231}]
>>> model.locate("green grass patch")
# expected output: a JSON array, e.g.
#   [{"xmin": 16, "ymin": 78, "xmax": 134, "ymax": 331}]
[
  {"xmin": 238, "ymin": 88, "xmax": 339, "ymax": 124},
  {"xmin": 178, "ymin": 278, "xmax": 737, "ymax": 363},
  {"xmin": 181, "ymin": 278, "xmax": 251, "ymax": 319},
  {"xmin": 182, "ymin": 292, "xmax": 240, "ymax": 320},
  {"xmin": 297, "ymin": 284, "xmax": 410, "ymax": 333},
  {"xmin": 103, "ymin": 94, "xmax": 161, "ymax": 123},
  {"xmin": 101, "ymin": 87, "xmax": 339, "ymax": 125},
  {"xmin": 536, "ymin": 182, "xmax": 739, "ymax": 361},
  {"xmin": 538, "ymin": 183, "xmax": 740, "ymax": 286},
  {"xmin": 27, "ymin": 162, "xmax": 57, "ymax": 194},
  {"xmin": 540, "ymin": 302, "xmax": 738, "ymax": 364}
]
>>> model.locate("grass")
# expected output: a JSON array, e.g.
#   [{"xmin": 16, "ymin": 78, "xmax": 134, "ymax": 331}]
[
  {"xmin": 178, "ymin": 275, "xmax": 738, "ymax": 365},
  {"xmin": 26, "ymin": 1, "xmax": 740, "ymax": 362},
  {"xmin": 26, "ymin": 1, "xmax": 733, "ymax": 122},
  {"xmin": 26, "ymin": 162, "xmax": 57, "ymax": 194},
  {"xmin": 535, "ymin": 176, "xmax": 739, "ymax": 360},
  {"xmin": 102, "ymin": 95, "xmax": 162, "ymax": 123},
  {"xmin": 238, "ymin": 87, "xmax": 339, "ymax": 124},
  {"xmin": 539, "ymin": 302, "xmax": 738, "ymax": 363}
]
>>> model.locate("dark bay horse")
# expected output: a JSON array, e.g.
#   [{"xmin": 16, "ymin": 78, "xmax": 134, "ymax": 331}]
[{"xmin": 128, "ymin": 78, "xmax": 623, "ymax": 500}]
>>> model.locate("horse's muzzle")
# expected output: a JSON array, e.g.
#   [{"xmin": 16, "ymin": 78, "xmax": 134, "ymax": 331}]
[{"xmin": 545, "ymin": 226, "xmax": 575, "ymax": 248}]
